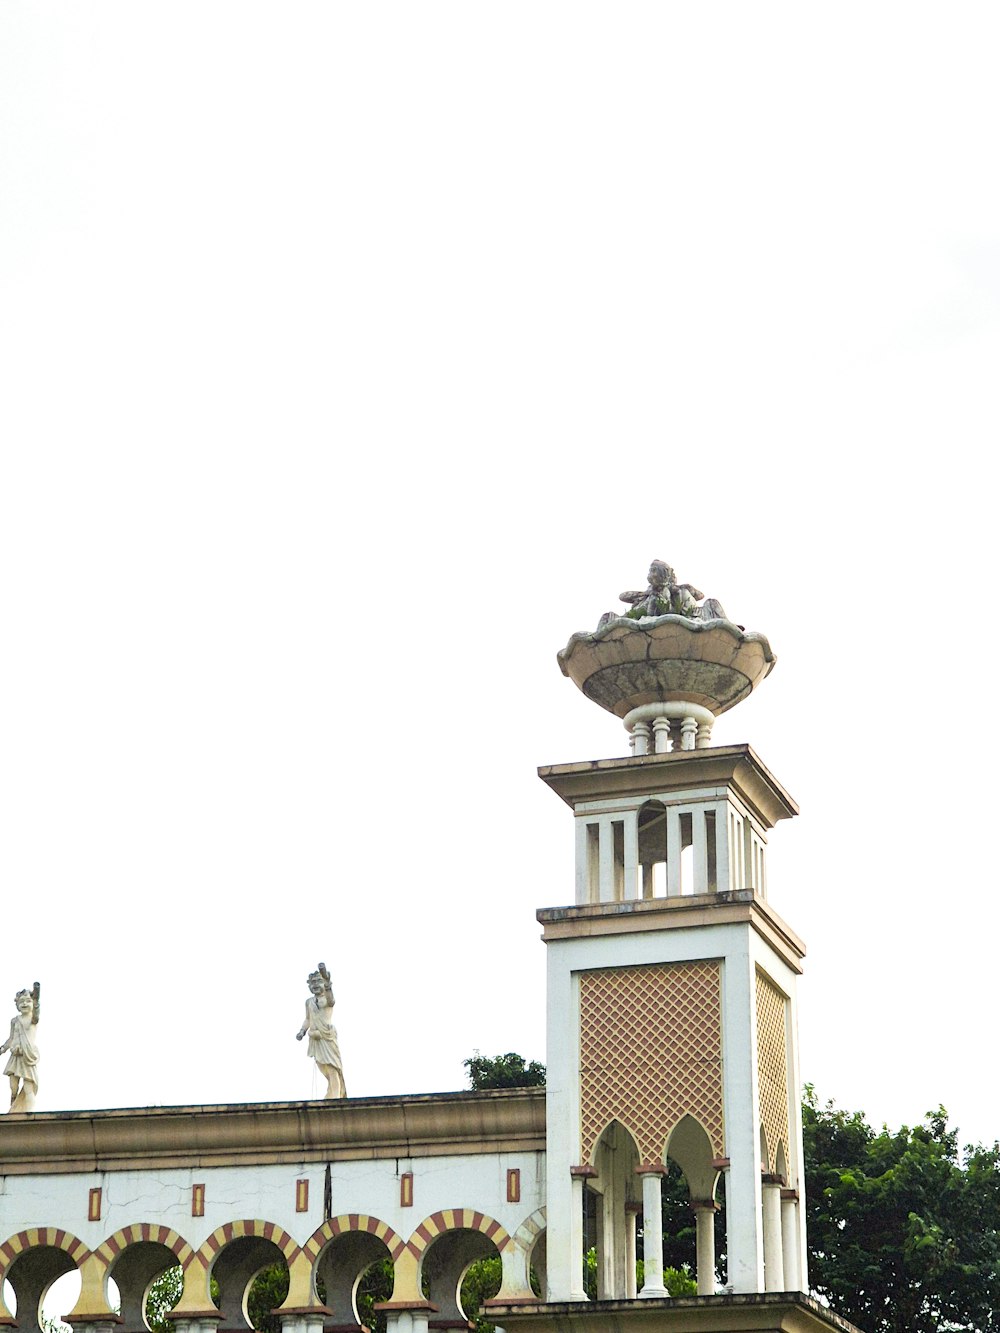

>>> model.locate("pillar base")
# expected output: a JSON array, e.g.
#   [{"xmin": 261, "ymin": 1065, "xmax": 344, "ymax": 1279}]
[{"xmin": 486, "ymin": 1292, "xmax": 865, "ymax": 1332}]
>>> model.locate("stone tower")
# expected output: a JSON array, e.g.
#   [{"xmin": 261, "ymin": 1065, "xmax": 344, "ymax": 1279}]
[{"xmin": 539, "ymin": 561, "xmax": 808, "ymax": 1299}]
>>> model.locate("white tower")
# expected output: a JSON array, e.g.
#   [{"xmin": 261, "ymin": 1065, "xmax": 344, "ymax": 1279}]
[{"xmin": 540, "ymin": 563, "xmax": 808, "ymax": 1299}]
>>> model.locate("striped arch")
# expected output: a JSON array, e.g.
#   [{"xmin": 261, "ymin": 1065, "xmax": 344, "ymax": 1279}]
[
  {"xmin": 0, "ymin": 1229, "xmax": 89, "ymax": 1274},
  {"xmin": 95, "ymin": 1224, "xmax": 194, "ymax": 1269},
  {"xmin": 301, "ymin": 1216, "xmax": 406, "ymax": 1264},
  {"xmin": 407, "ymin": 1211, "xmax": 511, "ymax": 1258},
  {"xmin": 196, "ymin": 1221, "xmax": 299, "ymax": 1270},
  {"xmin": 510, "ymin": 1207, "xmax": 546, "ymax": 1256}
]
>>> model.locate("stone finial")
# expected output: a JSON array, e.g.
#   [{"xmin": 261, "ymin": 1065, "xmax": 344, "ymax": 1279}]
[
  {"xmin": 558, "ymin": 559, "xmax": 775, "ymax": 747},
  {"xmin": 1, "ymin": 982, "xmax": 40, "ymax": 1113},
  {"xmin": 295, "ymin": 962, "xmax": 346, "ymax": 1099},
  {"xmin": 608, "ymin": 558, "xmax": 729, "ymax": 626}
]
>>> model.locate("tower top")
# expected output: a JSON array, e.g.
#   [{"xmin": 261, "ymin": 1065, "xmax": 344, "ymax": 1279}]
[{"xmin": 557, "ymin": 559, "xmax": 776, "ymax": 754}]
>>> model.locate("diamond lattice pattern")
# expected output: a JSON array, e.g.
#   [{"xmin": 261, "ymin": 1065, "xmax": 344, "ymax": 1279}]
[
  {"xmin": 579, "ymin": 962, "xmax": 724, "ymax": 1165},
  {"xmin": 755, "ymin": 970, "xmax": 790, "ymax": 1174}
]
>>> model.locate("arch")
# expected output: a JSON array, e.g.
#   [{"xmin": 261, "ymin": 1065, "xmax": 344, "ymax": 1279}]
[
  {"xmin": 637, "ymin": 799, "xmax": 668, "ymax": 897},
  {"xmin": 195, "ymin": 1220, "xmax": 299, "ymax": 1270},
  {"xmin": 759, "ymin": 1122, "xmax": 771, "ymax": 1174},
  {"xmin": 664, "ymin": 1113, "xmax": 720, "ymax": 1202},
  {"xmin": 509, "ymin": 1207, "xmax": 547, "ymax": 1302},
  {"xmin": 0, "ymin": 1232, "xmax": 90, "ymax": 1333},
  {"xmin": 201, "ymin": 1226, "xmax": 294, "ymax": 1333},
  {"xmin": 170, "ymin": 1223, "xmax": 293, "ymax": 1322},
  {"xmin": 310, "ymin": 1225, "xmax": 397, "ymax": 1327},
  {"xmin": 406, "ymin": 1211, "xmax": 511, "ymax": 1259},
  {"xmin": 589, "ymin": 1121, "xmax": 640, "ymax": 1301},
  {"xmin": 588, "ymin": 1116, "xmax": 642, "ymax": 1169},
  {"xmin": 509, "ymin": 1207, "xmax": 546, "ymax": 1259},
  {"xmin": 93, "ymin": 1227, "xmax": 193, "ymax": 1333},
  {"xmin": 301, "ymin": 1215, "xmax": 406, "ymax": 1264},
  {"xmin": 95, "ymin": 1225, "xmax": 193, "ymax": 1270},
  {"xmin": 774, "ymin": 1140, "xmax": 789, "ymax": 1186},
  {"xmin": 0, "ymin": 1231, "xmax": 89, "ymax": 1274},
  {"xmin": 416, "ymin": 1217, "xmax": 508, "ymax": 1328}
]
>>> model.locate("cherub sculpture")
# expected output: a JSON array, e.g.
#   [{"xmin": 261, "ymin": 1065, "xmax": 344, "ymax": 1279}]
[
  {"xmin": 603, "ymin": 559, "xmax": 729, "ymax": 625},
  {"xmin": 296, "ymin": 963, "xmax": 346, "ymax": 1099},
  {"xmin": 0, "ymin": 983, "xmax": 40, "ymax": 1113}
]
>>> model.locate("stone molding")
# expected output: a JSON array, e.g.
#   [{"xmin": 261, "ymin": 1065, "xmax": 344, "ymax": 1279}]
[
  {"xmin": 488, "ymin": 1292, "xmax": 864, "ymax": 1332},
  {"xmin": 0, "ymin": 1089, "xmax": 546, "ymax": 1176},
  {"xmin": 537, "ymin": 892, "xmax": 805, "ymax": 974},
  {"xmin": 538, "ymin": 744, "xmax": 798, "ymax": 829}
]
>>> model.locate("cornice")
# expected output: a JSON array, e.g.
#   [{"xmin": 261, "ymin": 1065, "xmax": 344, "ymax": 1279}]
[
  {"xmin": 0, "ymin": 1088, "xmax": 546, "ymax": 1176},
  {"xmin": 537, "ymin": 744, "xmax": 798, "ymax": 830}
]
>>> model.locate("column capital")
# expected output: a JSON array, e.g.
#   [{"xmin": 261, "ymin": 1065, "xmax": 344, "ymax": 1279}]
[
  {"xmin": 634, "ymin": 1162, "xmax": 668, "ymax": 1176},
  {"xmin": 569, "ymin": 1164, "xmax": 598, "ymax": 1178},
  {"xmin": 689, "ymin": 1198, "xmax": 719, "ymax": 1213}
]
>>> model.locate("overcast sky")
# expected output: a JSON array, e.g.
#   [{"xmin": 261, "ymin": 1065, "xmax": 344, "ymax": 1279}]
[{"xmin": 1, "ymin": 3, "xmax": 998, "ymax": 1150}]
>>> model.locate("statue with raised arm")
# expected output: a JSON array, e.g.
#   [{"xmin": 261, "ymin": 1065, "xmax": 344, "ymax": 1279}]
[
  {"xmin": 0, "ymin": 983, "xmax": 40, "ymax": 1112},
  {"xmin": 613, "ymin": 559, "xmax": 729, "ymax": 624},
  {"xmin": 296, "ymin": 963, "xmax": 346, "ymax": 1099}
]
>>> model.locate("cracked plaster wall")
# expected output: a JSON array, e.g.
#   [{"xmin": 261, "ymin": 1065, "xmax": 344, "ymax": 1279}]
[{"xmin": 0, "ymin": 1149, "xmax": 546, "ymax": 1253}]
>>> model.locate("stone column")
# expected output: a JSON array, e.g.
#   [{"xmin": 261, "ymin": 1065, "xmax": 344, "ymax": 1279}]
[
  {"xmin": 375, "ymin": 1310, "xmax": 435, "ymax": 1333},
  {"xmin": 275, "ymin": 1314, "xmax": 326, "ymax": 1333},
  {"xmin": 624, "ymin": 1203, "xmax": 641, "ymax": 1300},
  {"xmin": 635, "ymin": 1165, "xmax": 668, "ymax": 1298},
  {"xmin": 652, "ymin": 717, "xmax": 671, "ymax": 754},
  {"xmin": 781, "ymin": 1189, "xmax": 801, "ymax": 1292},
  {"xmin": 762, "ymin": 1177, "xmax": 785, "ymax": 1291},
  {"xmin": 630, "ymin": 720, "xmax": 650, "ymax": 756},
  {"xmin": 691, "ymin": 1201, "xmax": 718, "ymax": 1296},
  {"xmin": 170, "ymin": 1320, "xmax": 222, "ymax": 1333},
  {"xmin": 568, "ymin": 1167, "xmax": 595, "ymax": 1300}
]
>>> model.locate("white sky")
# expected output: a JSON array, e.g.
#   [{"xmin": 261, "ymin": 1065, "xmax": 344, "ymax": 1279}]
[{"xmin": 1, "ymin": 3, "xmax": 998, "ymax": 1149}]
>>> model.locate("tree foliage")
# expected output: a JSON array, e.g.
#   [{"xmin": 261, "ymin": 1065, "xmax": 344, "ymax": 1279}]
[
  {"xmin": 464, "ymin": 1052, "xmax": 546, "ymax": 1090},
  {"xmin": 144, "ymin": 1266, "xmax": 181, "ymax": 1333},
  {"xmin": 803, "ymin": 1089, "xmax": 1000, "ymax": 1333}
]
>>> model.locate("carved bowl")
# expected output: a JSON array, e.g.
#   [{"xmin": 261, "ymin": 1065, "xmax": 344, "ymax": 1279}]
[{"xmin": 557, "ymin": 615, "xmax": 776, "ymax": 720}]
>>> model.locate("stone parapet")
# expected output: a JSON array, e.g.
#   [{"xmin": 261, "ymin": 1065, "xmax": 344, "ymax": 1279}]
[{"xmin": 0, "ymin": 1088, "xmax": 546, "ymax": 1175}]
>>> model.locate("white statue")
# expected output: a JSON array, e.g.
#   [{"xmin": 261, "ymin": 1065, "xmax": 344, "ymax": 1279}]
[
  {"xmin": 0, "ymin": 983, "xmax": 40, "ymax": 1112},
  {"xmin": 296, "ymin": 963, "xmax": 346, "ymax": 1099}
]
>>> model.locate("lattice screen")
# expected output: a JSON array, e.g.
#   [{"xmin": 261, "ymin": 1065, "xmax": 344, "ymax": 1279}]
[
  {"xmin": 755, "ymin": 970, "xmax": 790, "ymax": 1174},
  {"xmin": 579, "ymin": 961, "xmax": 724, "ymax": 1165}
]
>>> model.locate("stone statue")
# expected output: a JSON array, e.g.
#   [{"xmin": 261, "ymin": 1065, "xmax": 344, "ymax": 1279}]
[
  {"xmin": 0, "ymin": 983, "xmax": 40, "ymax": 1112},
  {"xmin": 600, "ymin": 559, "xmax": 729, "ymax": 626},
  {"xmin": 296, "ymin": 962, "xmax": 346, "ymax": 1099}
]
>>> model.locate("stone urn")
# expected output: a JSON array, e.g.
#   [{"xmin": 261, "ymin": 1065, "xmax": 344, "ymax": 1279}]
[{"xmin": 557, "ymin": 613, "xmax": 776, "ymax": 752}]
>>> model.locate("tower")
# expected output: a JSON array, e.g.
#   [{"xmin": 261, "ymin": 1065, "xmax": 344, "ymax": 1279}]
[{"xmin": 540, "ymin": 563, "xmax": 808, "ymax": 1299}]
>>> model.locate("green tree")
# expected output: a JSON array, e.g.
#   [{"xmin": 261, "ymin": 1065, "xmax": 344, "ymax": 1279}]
[
  {"xmin": 582, "ymin": 1249, "xmax": 696, "ymax": 1298},
  {"xmin": 145, "ymin": 1266, "xmax": 182, "ymax": 1333},
  {"xmin": 464, "ymin": 1052, "xmax": 546, "ymax": 1090},
  {"xmin": 144, "ymin": 1264, "xmax": 288, "ymax": 1333},
  {"xmin": 803, "ymin": 1089, "xmax": 1000, "ymax": 1332},
  {"xmin": 355, "ymin": 1257, "xmax": 394, "ymax": 1333},
  {"xmin": 245, "ymin": 1264, "xmax": 288, "ymax": 1333}
]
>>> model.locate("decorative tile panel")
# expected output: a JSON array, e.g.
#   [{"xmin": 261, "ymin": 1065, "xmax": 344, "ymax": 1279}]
[
  {"xmin": 579, "ymin": 961, "xmax": 724, "ymax": 1165},
  {"xmin": 756, "ymin": 970, "xmax": 790, "ymax": 1174}
]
